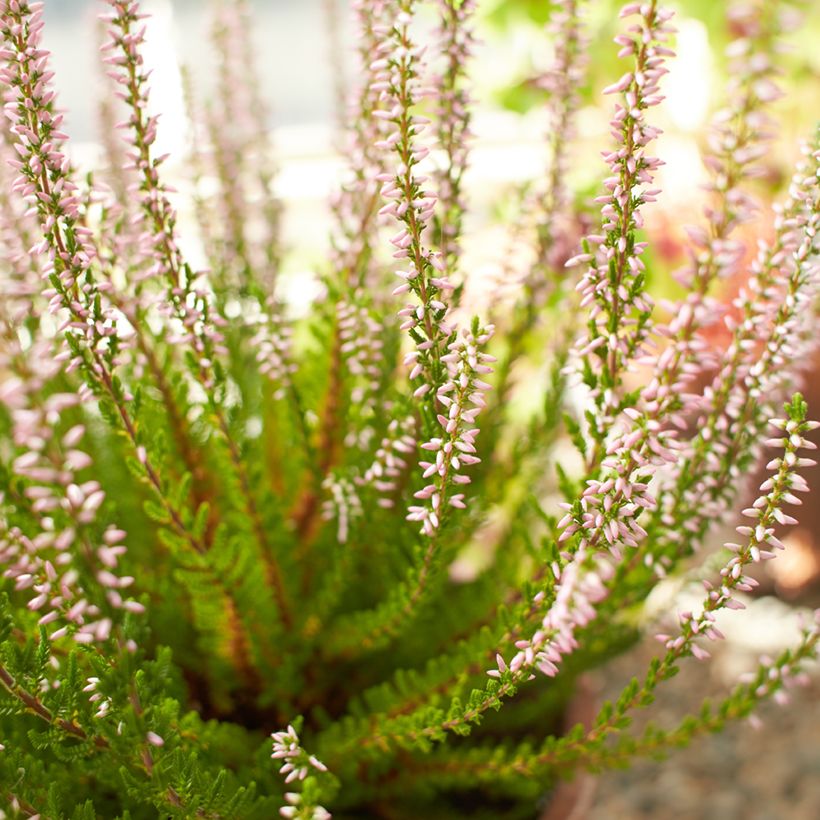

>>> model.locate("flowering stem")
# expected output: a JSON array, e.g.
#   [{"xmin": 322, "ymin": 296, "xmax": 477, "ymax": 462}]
[
  {"xmin": 376, "ymin": 0, "xmax": 453, "ymax": 410},
  {"xmin": 431, "ymin": 0, "xmax": 475, "ymax": 274},
  {"xmin": 104, "ymin": 0, "xmax": 293, "ymax": 630},
  {"xmin": 569, "ymin": 0, "xmax": 672, "ymax": 465},
  {"xmin": 534, "ymin": 0, "xmax": 587, "ymax": 275}
]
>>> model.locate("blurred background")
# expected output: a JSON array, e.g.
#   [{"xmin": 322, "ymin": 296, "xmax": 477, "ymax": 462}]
[
  {"xmin": 40, "ymin": 1, "xmax": 820, "ymax": 817},
  {"xmin": 41, "ymin": 0, "xmax": 820, "ymax": 304}
]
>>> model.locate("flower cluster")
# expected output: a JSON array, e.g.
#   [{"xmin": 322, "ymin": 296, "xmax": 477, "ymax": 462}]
[
  {"xmin": 408, "ymin": 323, "xmax": 494, "ymax": 536},
  {"xmin": 358, "ymin": 417, "xmax": 416, "ymax": 506},
  {"xmin": 321, "ymin": 474, "xmax": 362, "ymax": 545},
  {"xmin": 251, "ymin": 301, "xmax": 298, "ymax": 400},
  {"xmin": 660, "ymin": 401, "xmax": 818, "ymax": 662},
  {"xmin": 568, "ymin": 1, "xmax": 674, "ymax": 451},
  {"xmin": 271, "ymin": 724, "xmax": 330, "ymax": 784},
  {"xmin": 430, "ymin": 0, "xmax": 476, "ymax": 270},
  {"xmin": 272, "ymin": 725, "xmax": 331, "ymax": 819},
  {"xmin": 491, "ymin": 548, "xmax": 613, "ymax": 681},
  {"xmin": 337, "ymin": 299, "xmax": 385, "ymax": 447},
  {"xmin": 373, "ymin": 1, "xmax": 455, "ymax": 397},
  {"xmin": 531, "ymin": 0, "xmax": 588, "ymax": 276},
  {"xmin": 0, "ymin": 1, "xmax": 118, "ymax": 380}
]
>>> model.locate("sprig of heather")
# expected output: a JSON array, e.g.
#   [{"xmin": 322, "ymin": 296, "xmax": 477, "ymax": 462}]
[
  {"xmin": 580, "ymin": 626, "xmax": 820, "ymax": 767},
  {"xmin": 330, "ymin": 0, "xmax": 389, "ymax": 295},
  {"xmin": 373, "ymin": 0, "xmax": 454, "ymax": 406},
  {"xmin": 658, "ymin": 396, "xmax": 817, "ymax": 661},
  {"xmin": 320, "ymin": 323, "xmax": 493, "ymax": 655},
  {"xmin": 735, "ymin": 619, "xmax": 819, "ymax": 719},
  {"xmin": 94, "ymin": 14, "xmax": 145, "ymax": 270},
  {"xmin": 483, "ymin": 2, "xmax": 589, "ymax": 446},
  {"xmin": 272, "ymin": 725, "xmax": 332, "ymax": 819},
  {"xmin": 567, "ymin": 1, "xmax": 674, "ymax": 463},
  {"xmin": 684, "ymin": 0, "xmax": 789, "ymax": 286},
  {"xmin": 314, "ymin": 3, "xmax": 398, "ymax": 492},
  {"xmin": 84, "ymin": 175, "xmax": 216, "ymax": 511},
  {"xmin": 205, "ymin": 6, "xmax": 256, "ymax": 291},
  {"xmin": 93, "ymin": 18, "xmax": 177, "ymax": 343},
  {"xmin": 337, "ymin": 299, "xmax": 387, "ymax": 449},
  {"xmin": 307, "ymin": 4, "xmax": 397, "ymax": 497},
  {"xmin": 101, "ymin": 1, "xmax": 228, "ymax": 387},
  {"xmin": 229, "ymin": 0, "xmax": 282, "ymax": 282},
  {"xmin": 358, "ymin": 416, "xmax": 416, "ymax": 506},
  {"xmin": 0, "ymin": 2, "xmax": 122, "ymax": 380},
  {"xmin": 541, "ymin": 5, "xmax": 679, "ymax": 567},
  {"xmin": 703, "ymin": 135, "xmax": 819, "ymax": 428},
  {"xmin": 407, "ymin": 322, "xmax": 494, "ymax": 536},
  {"xmin": 430, "ymin": 0, "xmax": 475, "ymax": 275},
  {"xmin": 104, "ymin": 16, "xmax": 271, "ymax": 534},
  {"xmin": 532, "ymin": 0, "xmax": 587, "ymax": 279}
]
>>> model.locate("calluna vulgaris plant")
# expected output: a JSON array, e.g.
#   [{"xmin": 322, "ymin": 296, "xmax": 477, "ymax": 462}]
[{"xmin": 0, "ymin": 0, "xmax": 818, "ymax": 816}]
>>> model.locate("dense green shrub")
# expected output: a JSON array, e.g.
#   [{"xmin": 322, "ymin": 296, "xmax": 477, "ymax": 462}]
[{"xmin": 0, "ymin": 0, "xmax": 817, "ymax": 816}]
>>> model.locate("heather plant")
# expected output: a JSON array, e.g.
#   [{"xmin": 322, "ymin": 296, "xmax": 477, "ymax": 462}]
[{"xmin": 0, "ymin": 0, "xmax": 818, "ymax": 817}]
